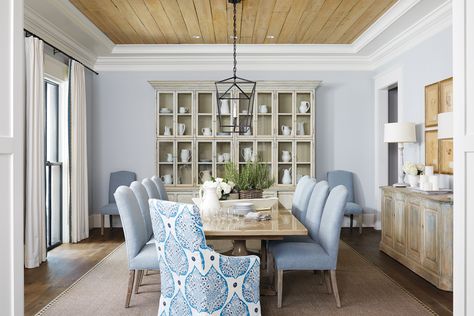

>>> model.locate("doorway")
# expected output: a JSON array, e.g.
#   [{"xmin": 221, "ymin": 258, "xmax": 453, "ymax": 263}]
[{"xmin": 388, "ymin": 86, "xmax": 398, "ymax": 186}]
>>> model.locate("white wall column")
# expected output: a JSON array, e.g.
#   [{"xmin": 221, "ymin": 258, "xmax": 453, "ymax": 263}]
[
  {"xmin": 0, "ymin": 0, "xmax": 24, "ymax": 315},
  {"xmin": 453, "ymin": 0, "xmax": 474, "ymax": 314}
]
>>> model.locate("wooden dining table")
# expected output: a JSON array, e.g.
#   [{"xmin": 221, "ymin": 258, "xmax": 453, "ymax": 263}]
[{"xmin": 201, "ymin": 203, "xmax": 308, "ymax": 256}]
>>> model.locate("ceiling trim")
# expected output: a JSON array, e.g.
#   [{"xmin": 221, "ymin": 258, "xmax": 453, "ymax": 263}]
[
  {"xmin": 24, "ymin": 4, "xmax": 97, "ymax": 68},
  {"xmin": 25, "ymin": 0, "xmax": 452, "ymax": 72}
]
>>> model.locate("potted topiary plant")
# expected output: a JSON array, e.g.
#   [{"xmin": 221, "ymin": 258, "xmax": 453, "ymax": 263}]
[{"xmin": 223, "ymin": 161, "xmax": 274, "ymax": 199}]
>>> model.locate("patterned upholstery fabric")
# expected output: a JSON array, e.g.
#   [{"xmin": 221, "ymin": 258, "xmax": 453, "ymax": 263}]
[{"xmin": 149, "ymin": 199, "xmax": 261, "ymax": 316}]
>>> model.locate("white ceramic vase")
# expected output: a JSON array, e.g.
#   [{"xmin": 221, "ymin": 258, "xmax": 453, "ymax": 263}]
[{"xmin": 406, "ymin": 174, "xmax": 419, "ymax": 188}]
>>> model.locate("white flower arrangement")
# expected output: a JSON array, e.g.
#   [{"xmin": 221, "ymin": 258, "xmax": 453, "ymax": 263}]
[
  {"xmin": 201, "ymin": 177, "xmax": 235, "ymax": 200},
  {"xmin": 403, "ymin": 162, "xmax": 425, "ymax": 176}
]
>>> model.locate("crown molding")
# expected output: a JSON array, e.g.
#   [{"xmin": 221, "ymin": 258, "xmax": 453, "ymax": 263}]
[
  {"xmin": 24, "ymin": 4, "xmax": 97, "ymax": 68},
  {"xmin": 369, "ymin": 0, "xmax": 452, "ymax": 69}
]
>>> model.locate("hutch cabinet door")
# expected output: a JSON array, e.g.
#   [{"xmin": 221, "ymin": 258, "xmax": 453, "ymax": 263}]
[
  {"xmin": 421, "ymin": 206, "xmax": 440, "ymax": 273},
  {"xmin": 393, "ymin": 195, "xmax": 407, "ymax": 254},
  {"xmin": 382, "ymin": 193, "xmax": 394, "ymax": 247},
  {"xmin": 407, "ymin": 199, "xmax": 423, "ymax": 263}
]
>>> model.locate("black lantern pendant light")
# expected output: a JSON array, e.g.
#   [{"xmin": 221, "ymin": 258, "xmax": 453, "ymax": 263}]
[{"xmin": 215, "ymin": 0, "xmax": 256, "ymax": 135}]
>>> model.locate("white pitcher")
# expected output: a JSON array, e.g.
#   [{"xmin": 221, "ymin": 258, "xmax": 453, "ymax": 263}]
[
  {"xmin": 281, "ymin": 125, "xmax": 292, "ymax": 136},
  {"xmin": 299, "ymin": 101, "xmax": 310, "ymax": 113},
  {"xmin": 220, "ymin": 99, "xmax": 230, "ymax": 114},
  {"xmin": 199, "ymin": 182, "xmax": 221, "ymax": 218},
  {"xmin": 161, "ymin": 174, "xmax": 173, "ymax": 184},
  {"xmin": 180, "ymin": 149, "xmax": 191, "ymax": 162},
  {"xmin": 177, "ymin": 123, "xmax": 186, "ymax": 136},
  {"xmin": 163, "ymin": 126, "xmax": 172, "ymax": 136},
  {"xmin": 241, "ymin": 147, "xmax": 253, "ymax": 162},
  {"xmin": 199, "ymin": 170, "xmax": 212, "ymax": 183},
  {"xmin": 296, "ymin": 121, "xmax": 305, "ymax": 136},
  {"xmin": 281, "ymin": 168, "xmax": 292, "ymax": 185},
  {"xmin": 281, "ymin": 150, "xmax": 291, "ymax": 162}
]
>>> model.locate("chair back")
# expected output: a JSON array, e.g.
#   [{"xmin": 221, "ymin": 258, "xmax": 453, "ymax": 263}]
[
  {"xmin": 292, "ymin": 176, "xmax": 317, "ymax": 223},
  {"xmin": 130, "ymin": 181, "xmax": 153, "ymax": 239},
  {"xmin": 151, "ymin": 175, "xmax": 169, "ymax": 200},
  {"xmin": 317, "ymin": 185, "xmax": 348, "ymax": 267},
  {"xmin": 142, "ymin": 178, "xmax": 160, "ymax": 199},
  {"xmin": 305, "ymin": 181, "xmax": 330, "ymax": 242},
  {"xmin": 114, "ymin": 186, "xmax": 148, "ymax": 264},
  {"xmin": 108, "ymin": 171, "xmax": 136, "ymax": 203},
  {"xmin": 327, "ymin": 170, "xmax": 354, "ymax": 202}
]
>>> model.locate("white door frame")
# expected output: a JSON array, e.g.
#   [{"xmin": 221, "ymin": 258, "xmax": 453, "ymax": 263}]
[
  {"xmin": 453, "ymin": 1, "xmax": 474, "ymax": 314},
  {"xmin": 0, "ymin": 0, "xmax": 24, "ymax": 314},
  {"xmin": 373, "ymin": 67, "xmax": 403, "ymax": 230}
]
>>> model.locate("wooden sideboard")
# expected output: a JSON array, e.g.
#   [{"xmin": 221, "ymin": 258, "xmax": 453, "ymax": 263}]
[{"xmin": 379, "ymin": 186, "xmax": 453, "ymax": 291}]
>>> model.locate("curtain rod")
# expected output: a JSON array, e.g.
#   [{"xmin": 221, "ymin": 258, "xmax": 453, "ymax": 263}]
[{"xmin": 24, "ymin": 29, "xmax": 99, "ymax": 75}]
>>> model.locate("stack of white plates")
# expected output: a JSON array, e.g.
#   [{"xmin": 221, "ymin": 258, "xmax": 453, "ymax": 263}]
[{"xmin": 232, "ymin": 202, "xmax": 254, "ymax": 216}]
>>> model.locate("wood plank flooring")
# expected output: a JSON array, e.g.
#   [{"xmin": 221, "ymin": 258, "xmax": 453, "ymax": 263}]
[
  {"xmin": 341, "ymin": 228, "xmax": 453, "ymax": 316},
  {"xmin": 24, "ymin": 227, "xmax": 452, "ymax": 315},
  {"xmin": 24, "ymin": 228, "xmax": 124, "ymax": 316}
]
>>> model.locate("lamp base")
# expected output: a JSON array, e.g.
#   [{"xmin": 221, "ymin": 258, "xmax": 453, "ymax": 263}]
[{"xmin": 393, "ymin": 183, "xmax": 408, "ymax": 188}]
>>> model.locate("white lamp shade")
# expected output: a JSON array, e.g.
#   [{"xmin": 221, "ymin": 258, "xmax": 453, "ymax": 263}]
[
  {"xmin": 438, "ymin": 112, "xmax": 453, "ymax": 139},
  {"xmin": 384, "ymin": 122, "xmax": 417, "ymax": 143}
]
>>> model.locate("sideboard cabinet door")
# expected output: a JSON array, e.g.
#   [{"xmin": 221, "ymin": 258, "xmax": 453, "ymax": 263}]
[
  {"xmin": 382, "ymin": 193, "xmax": 394, "ymax": 247},
  {"xmin": 406, "ymin": 199, "xmax": 423, "ymax": 263},
  {"xmin": 393, "ymin": 194, "xmax": 407, "ymax": 254},
  {"xmin": 421, "ymin": 205, "xmax": 440, "ymax": 273}
]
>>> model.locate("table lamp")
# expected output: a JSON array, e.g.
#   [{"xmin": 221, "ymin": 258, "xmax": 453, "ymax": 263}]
[{"xmin": 384, "ymin": 122, "xmax": 417, "ymax": 187}]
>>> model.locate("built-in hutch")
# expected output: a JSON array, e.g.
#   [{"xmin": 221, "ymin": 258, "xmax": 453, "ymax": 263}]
[
  {"xmin": 149, "ymin": 81, "xmax": 320, "ymax": 207},
  {"xmin": 380, "ymin": 186, "xmax": 453, "ymax": 291}
]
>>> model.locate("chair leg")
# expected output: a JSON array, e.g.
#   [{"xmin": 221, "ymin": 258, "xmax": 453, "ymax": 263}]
[
  {"xmin": 324, "ymin": 270, "xmax": 332, "ymax": 294},
  {"xmin": 319, "ymin": 270, "xmax": 324, "ymax": 285},
  {"xmin": 125, "ymin": 270, "xmax": 135, "ymax": 308},
  {"xmin": 350, "ymin": 214, "xmax": 354, "ymax": 230},
  {"xmin": 359, "ymin": 213, "xmax": 363, "ymax": 234},
  {"xmin": 330, "ymin": 270, "xmax": 341, "ymax": 308},
  {"xmin": 261, "ymin": 240, "xmax": 267, "ymax": 270},
  {"xmin": 101, "ymin": 215, "xmax": 104, "ymax": 236},
  {"xmin": 109, "ymin": 215, "xmax": 113, "ymax": 231},
  {"xmin": 277, "ymin": 270, "xmax": 283, "ymax": 308},
  {"xmin": 134, "ymin": 270, "xmax": 143, "ymax": 294}
]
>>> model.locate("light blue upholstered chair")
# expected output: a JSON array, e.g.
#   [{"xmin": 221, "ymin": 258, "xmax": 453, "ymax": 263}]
[
  {"xmin": 149, "ymin": 199, "xmax": 261, "ymax": 315},
  {"xmin": 327, "ymin": 170, "xmax": 363, "ymax": 234},
  {"xmin": 114, "ymin": 186, "xmax": 160, "ymax": 308},
  {"xmin": 130, "ymin": 181, "xmax": 153, "ymax": 240},
  {"xmin": 151, "ymin": 175, "xmax": 169, "ymax": 200},
  {"xmin": 291, "ymin": 176, "xmax": 317, "ymax": 223},
  {"xmin": 270, "ymin": 185, "xmax": 348, "ymax": 308},
  {"xmin": 98, "ymin": 171, "xmax": 136, "ymax": 235},
  {"xmin": 142, "ymin": 178, "xmax": 160, "ymax": 199}
]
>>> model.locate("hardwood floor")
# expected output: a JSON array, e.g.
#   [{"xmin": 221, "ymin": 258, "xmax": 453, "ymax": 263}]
[
  {"xmin": 24, "ymin": 227, "xmax": 452, "ymax": 315},
  {"xmin": 24, "ymin": 228, "xmax": 124, "ymax": 316},
  {"xmin": 341, "ymin": 227, "xmax": 453, "ymax": 316}
]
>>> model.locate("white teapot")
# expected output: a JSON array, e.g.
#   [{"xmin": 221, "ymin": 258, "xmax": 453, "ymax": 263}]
[
  {"xmin": 199, "ymin": 182, "xmax": 221, "ymax": 218},
  {"xmin": 281, "ymin": 168, "xmax": 292, "ymax": 185}
]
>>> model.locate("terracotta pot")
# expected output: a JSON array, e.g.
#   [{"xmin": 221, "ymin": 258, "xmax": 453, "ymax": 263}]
[{"xmin": 239, "ymin": 189, "xmax": 263, "ymax": 199}]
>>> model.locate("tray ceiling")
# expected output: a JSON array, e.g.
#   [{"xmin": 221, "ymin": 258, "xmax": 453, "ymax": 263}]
[{"xmin": 69, "ymin": 0, "xmax": 397, "ymax": 44}]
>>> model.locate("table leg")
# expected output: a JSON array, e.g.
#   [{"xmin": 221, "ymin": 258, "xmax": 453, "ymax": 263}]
[{"xmin": 232, "ymin": 240, "xmax": 248, "ymax": 256}]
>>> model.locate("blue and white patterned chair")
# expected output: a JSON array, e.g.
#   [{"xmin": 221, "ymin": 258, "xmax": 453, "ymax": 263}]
[{"xmin": 149, "ymin": 199, "xmax": 262, "ymax": 315}]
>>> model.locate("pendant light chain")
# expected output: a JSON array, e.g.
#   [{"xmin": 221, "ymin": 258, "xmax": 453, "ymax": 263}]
[{"xmin": 233, "ymin": 0, "xmax": 237, "ymax": 80}]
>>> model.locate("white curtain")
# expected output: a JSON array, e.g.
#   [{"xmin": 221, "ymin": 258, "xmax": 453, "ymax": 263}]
[
  {"xmin": 24, "ymin": 37, "xmax": 47, "ymax": 268},
  {"xmin": 69, "ymin": 60, "xmax": 89, "ymax": 243}
]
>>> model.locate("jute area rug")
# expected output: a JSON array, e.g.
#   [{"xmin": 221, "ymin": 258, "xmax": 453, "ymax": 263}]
[{"xmin": 36, "ymin": 241, "xmax": 435, "ymax": 316}]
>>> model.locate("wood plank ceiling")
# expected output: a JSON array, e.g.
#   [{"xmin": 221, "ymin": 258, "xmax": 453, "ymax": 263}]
[{"xmin": 70, "ymin": 0, "xmax": 397, "ymax": 44}]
